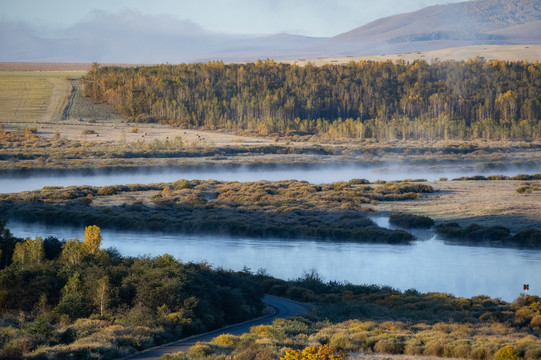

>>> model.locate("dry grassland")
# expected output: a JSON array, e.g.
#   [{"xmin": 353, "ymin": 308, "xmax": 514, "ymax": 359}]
[
  {"xmin": 375, "ymin": 180, "xmax": 541, "ymax": 232},
  {"xmin": 277, "ymin": 45, "xmax": 541, "ymax": 66}
]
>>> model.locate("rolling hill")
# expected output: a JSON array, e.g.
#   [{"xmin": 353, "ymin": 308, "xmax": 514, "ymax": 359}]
[{"xmin": 320, "ymin": 0, "xmax": 541, "ymax": 57}]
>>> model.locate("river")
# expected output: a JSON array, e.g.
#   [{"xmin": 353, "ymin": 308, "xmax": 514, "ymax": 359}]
[
  {"xmin": 6, "ymin": 218, "xmax": 540, "ymax": 302},
  {"xmin": 1, "ymin": 163, "xmax": 538, "ymax": 193}
]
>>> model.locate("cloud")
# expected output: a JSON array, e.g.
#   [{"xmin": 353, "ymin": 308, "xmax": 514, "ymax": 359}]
[
  {"xmin": 0, "ymin": 10, "xmax": 237, "ymax": 63},
  {"xmin": 66, "ymin": 9, "xmax": 209, "ymax": 39}
]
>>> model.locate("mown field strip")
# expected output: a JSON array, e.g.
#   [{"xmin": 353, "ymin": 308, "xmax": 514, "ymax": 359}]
[{"xmin": 0, "ymin": 71, "xmax": 80, "ymax": 124}]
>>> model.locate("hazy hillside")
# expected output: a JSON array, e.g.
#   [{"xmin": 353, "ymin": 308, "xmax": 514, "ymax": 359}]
[
  {"xmin": 0, "ymin": 0, "xmax": 539, "ymax": 63},
  {"xmin": 323, "ymin": 0, "xmax": 541, "ymax": 56}
]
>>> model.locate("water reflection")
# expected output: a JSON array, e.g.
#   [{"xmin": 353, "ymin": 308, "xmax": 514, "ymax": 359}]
[{"xmin": 7, "ymin": 220, "xmax": 540, "ymax": 302}]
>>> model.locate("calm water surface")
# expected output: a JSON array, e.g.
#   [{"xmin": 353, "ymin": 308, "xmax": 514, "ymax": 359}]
[
  {"xmin": 7, "ymin": 219, "xmax": 540, "ymax": 302},
  {"xmin": 1, "ymin": 163, "xmax": 539, "ymax": 193}
]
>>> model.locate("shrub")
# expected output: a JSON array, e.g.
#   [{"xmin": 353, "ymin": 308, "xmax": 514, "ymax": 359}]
[
  {"xmin": 404, "ymin": 338, "xmax": 424, "ymax": 355},
  {"xmin": 487, "ymin": 175, "xmax": 510, "ymax": 180},
  {"xmin": 389, "ymin": 212, "xmax": 435, "ymax": 228},
  {"xmin": 530, "ymin": 315, "xmax": 541, "ymax": 330},
  {"xmin": 97, "ymin": 186, "xmax": 116, "ymax": 196},
  {"xmin": 510, "ymin": 229, "xmax": 541, "ymax": 246},
  {"xmin": 173, "ymin": 179, "xmax": 193, "ymax": 190},
  {"xmin": 161, "ymin": 352, "xmax": 188, "ymax": 360},
  {"xmin": 511, "ymin": 174, "xmax": 531, "ymax": 181},
  {"xmin": 471, "ymin": 346, "xmax": 489, "ymax": 360},
  {"xmin": 235, "ymin": 347, "xmax": 274, "ymax": 360},
  {"xmin": 494, "ymin": 345, "xmax": 520, "ymax": 360},
  {"xmin": 524, "ymin": 346, "xmax": 541, "ymax": 360},
  {"xmin": 423, "ymin": 340, "xmax": 445, "ymax": 357},
  {"xmin": 348, "ymin": 178, "xmax": 370, "ymax": 185},
  {"xmin": 374, "ymin": 338, "xmax": 404, "ymax": 354},
  {"xmin": 329, "ymin": 332, "xmax": 357, "ymax": 352}
]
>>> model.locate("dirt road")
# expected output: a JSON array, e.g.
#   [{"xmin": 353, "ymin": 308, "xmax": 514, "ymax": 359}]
[{"xmin": 122, "ymin": 295, "xmax": 311, "ymax": 359}]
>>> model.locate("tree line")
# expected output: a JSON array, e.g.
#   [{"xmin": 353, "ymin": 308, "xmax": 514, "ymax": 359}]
[{"xmin": 82, "ymin": 59, "xmax": 541, "ymax": 140}]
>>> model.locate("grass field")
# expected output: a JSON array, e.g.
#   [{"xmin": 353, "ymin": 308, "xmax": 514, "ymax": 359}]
[
  {"xmin": 0, "ymin": 71, "xmax": 82, "ymax": 125},
  {"xmin": 376, "ymin": 179, "xmax": 541, "ymax": 232}
]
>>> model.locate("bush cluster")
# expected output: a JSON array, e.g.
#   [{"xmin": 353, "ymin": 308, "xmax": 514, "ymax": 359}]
[
  {"xmin": 389, "ymin": 212, "xmax": 435, "ymax": 228},
  {"xmin": 436, "ymin": 222, "xmax": 541, "ymax": 247}
]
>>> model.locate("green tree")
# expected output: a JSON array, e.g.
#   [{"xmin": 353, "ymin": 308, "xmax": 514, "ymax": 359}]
[
  {"xmin": 55, "ymin": 272, "xmax": 85, "ymax": 320},
  {"xmin": 60, "ymin": 238, "xmax": 85, "ymax": 268},
  {"xmin": 0, "ymin": 217, "xmax": 21, "ymax": 269},
  {"xmin": 11, "ymin": 237, "xmax": 45, "ymax": 269}
]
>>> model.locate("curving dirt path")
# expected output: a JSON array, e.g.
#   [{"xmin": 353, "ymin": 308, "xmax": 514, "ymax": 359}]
[{"xmin": 122, "ymin": 295, "xmax": 311, "ymax": 360}]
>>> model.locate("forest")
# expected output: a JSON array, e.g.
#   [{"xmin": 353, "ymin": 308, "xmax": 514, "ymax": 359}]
[
  {"xmin": 82, "ymin": 59, "xmax": 541, "ymax": 141},
  {"xmin": 0, "ymin": 220, "xmax": 263, "ymax": 359}
]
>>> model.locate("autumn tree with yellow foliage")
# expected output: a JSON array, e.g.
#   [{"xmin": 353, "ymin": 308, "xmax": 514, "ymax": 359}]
[
  {"xmin": 60, "ymin": 225, "xmax": 104, "ymax": 268},
  {"xmin": 83, "ymin": 225, "xmax": 102, "ymax": 255}
]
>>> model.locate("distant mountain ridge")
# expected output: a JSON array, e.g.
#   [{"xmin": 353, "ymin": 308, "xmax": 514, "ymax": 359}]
[
  {"xmin": 322, "ymin": 0, "xmax": 541, "ymax": 57},
  {"xmin": 1, "ymin": 0, "xmax": 539, "ymax": 63},
  {"xmin": 336, "ymin": 0, "xmax": 541, "ymax": 39}
]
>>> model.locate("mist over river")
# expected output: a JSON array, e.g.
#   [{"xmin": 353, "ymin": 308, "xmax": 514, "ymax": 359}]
[
  {"xmin": 7, "ymin": 219, "xmax": 540, "ymax": 302},
  {"xmin": 1, "ymin": 162, "xmax": 540, "ymax": 193}
]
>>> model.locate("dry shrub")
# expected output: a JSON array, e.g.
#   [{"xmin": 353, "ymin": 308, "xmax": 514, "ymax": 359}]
[
  {"xmin": 373, "ymin": 338, "xmax": 404, "ymax": 354},
  {"xmin": 380, "ymin": 321, "xmax": 405, "ymax": 331},
  {"xmin": 250, "ymin": 325, "xmax": 273, "ymax": 337},
  {"xmin": 432, "ymin": 322, "xmax": 451, "ymax": 333},
  {"xmin": 530, "ymin": 314, "xmax": 541, "ymax": 330},
  {"xmin": 471, "ymin": 346, "xmax": 490, "ymax": 360},
  {"xmin": 187, "ymin": 343, "xmax": 214, "ymax": 357},
  {"xmin": 233, "ymin": 346, "xmax": 274, "ymax": 360},
  {"xmin": 212, "ymin": 334, "xmax": 239, "ymax": 348},
  {"xmin": 451, "ymin": 340, "xmax": 472, "ymax": 358},
  {"xmin": 423, "ymin": 340, "xmax": 445, "ymax": 357},
  {"xmin": 0, "ymin": 344, "xmax": 23, "ymax": 360},
  {"xmin": 329, "ymin": 332, "xmax": 358, "ymax": 352},
  {"xmin": 161, "ymin": 352, "xmax": 188, "ymax": 360},
  {"xmin": 524, "ymin": 346, "xmax": 541, "ymax": 360}
]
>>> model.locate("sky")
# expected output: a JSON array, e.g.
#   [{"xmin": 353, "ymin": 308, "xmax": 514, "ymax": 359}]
[{"xmin": 2, "ymin": 0, "xmax": 466, "ymax": 37}]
